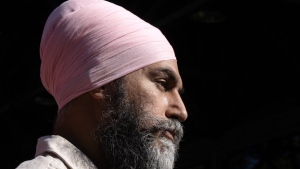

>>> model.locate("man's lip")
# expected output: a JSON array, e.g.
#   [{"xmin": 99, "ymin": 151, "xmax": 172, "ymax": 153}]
[{"xmin": 164, "ymin": 130, "xmax": 175, "ymax": 143}]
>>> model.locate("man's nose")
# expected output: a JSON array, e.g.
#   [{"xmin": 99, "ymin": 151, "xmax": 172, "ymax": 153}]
[{"xmin": 165, "ymin": 92, "xmax": 188, "ymax": 122}]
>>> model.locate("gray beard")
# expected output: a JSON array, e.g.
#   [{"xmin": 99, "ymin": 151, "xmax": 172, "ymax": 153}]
[{"xmin": 92, "ymin": 79, "xmax": 184, "ymax": 169}]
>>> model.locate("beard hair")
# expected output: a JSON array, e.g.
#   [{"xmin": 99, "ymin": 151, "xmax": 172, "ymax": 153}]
[{"xmin": 92, "ymin": 78, "xmax": 184, "ymax": 169}]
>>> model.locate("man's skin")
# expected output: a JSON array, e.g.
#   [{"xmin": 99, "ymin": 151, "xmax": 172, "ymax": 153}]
[{"xmin": 53, "ymin": 60, "xmax": 188, "ymax": 168}]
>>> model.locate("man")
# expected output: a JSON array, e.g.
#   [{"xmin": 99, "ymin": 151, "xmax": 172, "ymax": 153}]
[{"xmin": 16, "ymin": 0, "xmax": 188, "ymax": 168}]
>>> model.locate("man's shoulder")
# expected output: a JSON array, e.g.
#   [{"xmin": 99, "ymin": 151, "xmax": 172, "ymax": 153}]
[{"xmin": 16, "ymin": 155, "xmax": 68, "ymax": 169}]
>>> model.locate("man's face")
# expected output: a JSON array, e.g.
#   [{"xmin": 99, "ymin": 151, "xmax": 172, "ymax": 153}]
[{"xmin": 93, "ymin": 60, "xmax": 188, "ymax": 169}]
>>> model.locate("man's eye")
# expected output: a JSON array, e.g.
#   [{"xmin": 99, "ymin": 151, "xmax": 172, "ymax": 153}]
[{"xmin": 156, "ymin": 79, "xmax": 168, "ymax": 91}]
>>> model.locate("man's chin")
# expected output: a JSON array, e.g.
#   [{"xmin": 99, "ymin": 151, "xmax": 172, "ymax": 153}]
[{"xmin": 150, "ymin": 137, "xmax": 177, "ymax": 169}]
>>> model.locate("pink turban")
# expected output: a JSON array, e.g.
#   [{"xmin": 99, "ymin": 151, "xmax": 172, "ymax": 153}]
[{"xmin": 40, "ymin": 0, "xmax": 176, "ymax": 111}]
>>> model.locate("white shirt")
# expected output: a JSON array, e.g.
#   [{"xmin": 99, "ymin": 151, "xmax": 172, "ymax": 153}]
[{"xmin": 16, "ymin": 135, "xmax": 98, "ymax": 169}]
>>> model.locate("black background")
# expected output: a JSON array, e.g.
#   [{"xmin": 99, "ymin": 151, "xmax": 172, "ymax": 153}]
[{"xmin": 1, "ymin": 0, "xmax": 300, "ymax": 168}]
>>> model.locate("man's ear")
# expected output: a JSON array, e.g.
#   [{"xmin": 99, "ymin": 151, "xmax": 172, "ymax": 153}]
[{"xmin": 89, "ymin": 86, "xmax": 106, "ymax": 100}]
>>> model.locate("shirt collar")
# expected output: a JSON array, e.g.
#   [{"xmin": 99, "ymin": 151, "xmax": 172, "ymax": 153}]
[{"xmin": 35, "ymin": 135, "xmax": 98, "ymax": 169}]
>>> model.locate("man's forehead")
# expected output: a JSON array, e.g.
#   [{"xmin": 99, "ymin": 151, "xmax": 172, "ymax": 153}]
[
  {"xmin": 142, "ymin": 60, "xmax": 183, "ymax": 84},
  {"xmin": 142, "ymin": 60, "xmax": 179, "ymax": 73},
  {"xmin": 125, "ymin": 60, "xmax": 181, "ymax": 81}
]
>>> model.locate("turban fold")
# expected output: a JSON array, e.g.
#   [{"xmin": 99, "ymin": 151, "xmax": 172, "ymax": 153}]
[{"xmin": 40, "ymin": 0, "xmax": 176, "ymax": 111}]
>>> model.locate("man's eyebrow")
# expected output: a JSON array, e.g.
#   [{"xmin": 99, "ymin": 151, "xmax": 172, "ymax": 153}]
[{"xmin": 151, "ymin": 67, "xmax": 185, "ymax": 94}]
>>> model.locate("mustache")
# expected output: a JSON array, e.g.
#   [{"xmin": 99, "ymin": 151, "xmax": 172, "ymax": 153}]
[{"xmin": 138, "ymin": 115, "xmax": 184, "ymax": 144}]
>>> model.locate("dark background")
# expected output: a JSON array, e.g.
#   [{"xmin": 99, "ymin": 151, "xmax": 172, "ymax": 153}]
[{"xmin": 1, "ymin": 0, "xmax": 300, "ymax": 168}]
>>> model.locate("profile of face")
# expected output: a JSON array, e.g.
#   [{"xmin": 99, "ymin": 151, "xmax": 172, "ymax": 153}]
[{"xmin": 93, "ymin": 60, "xmax": 188, "ymax": 169}]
